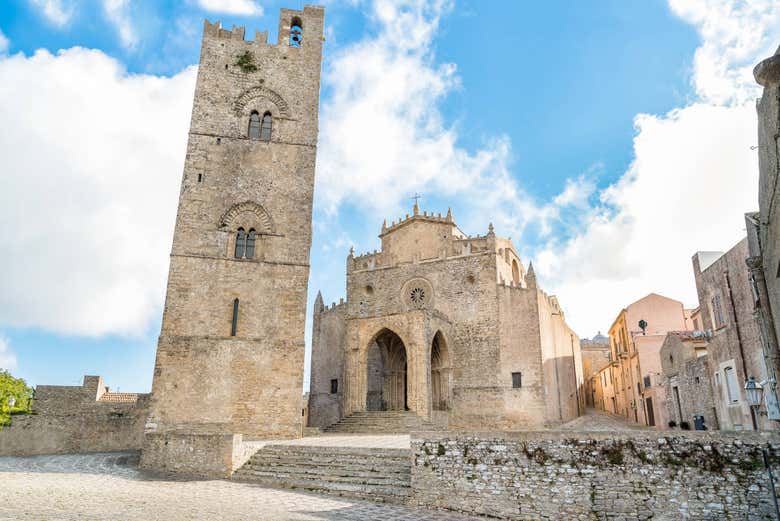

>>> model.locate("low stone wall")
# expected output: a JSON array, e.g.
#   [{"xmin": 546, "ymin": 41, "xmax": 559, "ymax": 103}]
[
  {"xmin": 0, "ymin": 376, "xmax": 149, "ymax": 456},
  {"xmin": 411, "ymin": 431, "xmax": 780, "ymax": 520},
  {"xmin": 140, "ymin": 432, "xmax": 242, "ymax": 477}
]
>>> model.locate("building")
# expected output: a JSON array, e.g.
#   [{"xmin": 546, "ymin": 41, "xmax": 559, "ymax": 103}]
[
  {"xmin": 659, "ymin": 331, "xmax": 716, "ymax": 430},
  {"xmin": 308, "ymin": 204, "xmax": 584, "ymax": 431},
  {"xmin": 141, "ymin": 7, "xmax": 325, "ymax": 471},
  {"xmin": 692, "ymin": 239, "xmax": 777, "ymax": 430},
  {"xmin": 744, "ymin": 45, "xmax": 780, "ymax": 424},
  {"xmin": 581, "ymin": 333, "xmax": 611, "ymax": 408},
  {"xmin": 603, "ymin": 293, "xmax": 688, "ymax": 428}
]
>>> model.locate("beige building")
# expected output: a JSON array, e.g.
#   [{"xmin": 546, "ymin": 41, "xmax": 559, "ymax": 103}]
[
  {"xmin": 141, "ymin": 7, "xmax": 325, "ymax": 470},
  {"xmin": 745, "ymin": 45, "xmax": 780, "ymax": 424},
  {"xmin": 309, "ymin": 204, "xmax": 584, "ymax": 430},
  {"xmin": 601, "ymin": 294, "xmax": 688, "ymax": 428},
  {"xmin": 660, "ymin": 332, "xmax": 716, "ymax": 430}
]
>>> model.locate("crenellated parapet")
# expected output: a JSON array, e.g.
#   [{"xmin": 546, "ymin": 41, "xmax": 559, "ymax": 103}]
[{"xmin": 202, "ymin": 5, "xmax": 324, "ymax": 47}]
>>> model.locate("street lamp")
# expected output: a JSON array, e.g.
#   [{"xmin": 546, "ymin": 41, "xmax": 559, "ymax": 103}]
[{"xmin": 744, "ymin": 376, "xmax": 763, "ymax": 431}]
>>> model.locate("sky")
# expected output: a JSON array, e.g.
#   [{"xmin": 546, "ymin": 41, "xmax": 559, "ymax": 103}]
[{"xmin": 0, "ymin": 0, "xmax": 778, "ymax": 393}]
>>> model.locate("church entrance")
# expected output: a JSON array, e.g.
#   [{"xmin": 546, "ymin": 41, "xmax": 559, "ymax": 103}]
[{"xmin": 366, "ymin": 329, "xmax": 408, "ymax": 411}]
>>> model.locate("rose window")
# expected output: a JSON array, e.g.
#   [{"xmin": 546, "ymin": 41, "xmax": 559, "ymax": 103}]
[{"xmin": 410, "ymin": 287, "xmax": 426, "ymax": 304}]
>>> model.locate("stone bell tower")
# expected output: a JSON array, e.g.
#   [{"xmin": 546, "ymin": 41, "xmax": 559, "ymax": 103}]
[{"xmin": 142, "ymin": 6, "xmax": 324, "ymax": 470}]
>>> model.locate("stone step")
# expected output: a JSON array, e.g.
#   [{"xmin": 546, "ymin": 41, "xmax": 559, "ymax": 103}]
[{"xmin": 233, "ymin": 444, "xmax": 412, "ymax": 503}]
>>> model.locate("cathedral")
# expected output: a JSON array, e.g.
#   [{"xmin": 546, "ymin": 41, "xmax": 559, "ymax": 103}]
[{"xmin": 309, "ymin": 203, "xmax": 585, "ymax": 430}]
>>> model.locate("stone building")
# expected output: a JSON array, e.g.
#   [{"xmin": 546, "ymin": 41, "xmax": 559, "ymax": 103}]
[
  {"xmin": 745, "ymin": 45, "xmax": 780, "ymax": 424},
  {"xmin": 659, "ymin": 331, "xmax": 717, "ymax": 430},
  {"xmin": 692, "ymin": 239, "xmax": 778, "ymax": 430},
  {"xmin": 581, "ymin": 332, "xmax": 611, "ymax": 408},
  {"xmin": 602, "ymin": 293, "xmax": 687, "ymax": 428},
  {"xmin": 308, "ymin": 204, "xmax": 584, "ymax": 431},
  {"xmin": 141, "ymin": 7, "xmax": 325, "ymax": 471}
]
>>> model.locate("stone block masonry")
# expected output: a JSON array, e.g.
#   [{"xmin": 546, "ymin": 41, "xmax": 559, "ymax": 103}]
[
  {"xmin": 411, "ymin": 431, "xmax": 780, "ymax": 520},
  {"xmin": 0, "ymin": 375, "xmax": 149, "ymax": 456}
]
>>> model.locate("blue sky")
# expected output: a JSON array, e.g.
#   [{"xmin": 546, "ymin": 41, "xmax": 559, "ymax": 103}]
[{"xmin": 0, "ymin": 0, "xmax": 777, "ymax": 393}]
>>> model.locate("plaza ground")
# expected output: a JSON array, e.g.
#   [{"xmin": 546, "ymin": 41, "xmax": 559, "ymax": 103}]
[{"xmin": 0, "ymin": 410, "xmax": 646, "ymax": 520}]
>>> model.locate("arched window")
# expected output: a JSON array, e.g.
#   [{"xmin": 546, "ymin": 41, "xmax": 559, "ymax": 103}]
[
  {"xmin": 235, "ymin": 228, "xmax": 246, "ymax": 258},
  {"xmin": 245, "ymin": 229, "xmax": 256, "ymax": 259},
  {"xmin": 512, "ymin": 259, "xmax": 520, "ymax": 284},
  {"xmin": 248, "ymin": 111, "xmax": 261, "ymax": 140},
  {"xmin": 259, "ymin": 112, "xmax": 272, "ymax": 141},
  {"xmin": 290, "ymin": 18, "xmax": 302, "ymax": 47}
]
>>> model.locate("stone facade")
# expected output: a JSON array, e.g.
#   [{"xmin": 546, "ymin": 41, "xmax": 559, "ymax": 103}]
[
  {"xmin": 141, "ymin": 7, "xmax": 325, "ymax": 472},
  {"xmin": 660, "ymin": 331, "xmax": 718, "ymax": 430},
  {"xmin": 411, "ymin": 431, "xmax": 780, "ymax": 520},
  {"xmin": 0, "ymin": 376, "xmax": 148, "ymax": 456},
  {"xmin": 309, "ymin": 205, "xmax": 584, "ymax": 431},
  {"xmin": 693, "ymin": 238, "xmax": 778, "ymax": 430},
  {"xmin": 745, "ymin": 45, "xmax": 780, "ymax": 423}
]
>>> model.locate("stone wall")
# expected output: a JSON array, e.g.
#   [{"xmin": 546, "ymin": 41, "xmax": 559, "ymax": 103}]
[
  {"xmin": 693, "ymin": 239, "xmax": 777, "ymax": 431},
  {"xmin": 308, "ymin": 298, "xmax": 346, "ymax": 428},
  {"xmin": 0, "ymin": 376, "xmax": 148, "ymax": 456},
  {"xmin": 140, "ymin": 432, "xmax": 242, "ymax": 477},
  {"xmin": 411, "ymin": 431, "xmax": 780, "ymax": 520}
]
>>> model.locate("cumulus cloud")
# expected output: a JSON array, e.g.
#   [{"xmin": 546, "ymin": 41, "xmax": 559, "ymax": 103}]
[
  {"xmin": 535, "ymin": 0, "xmax": 779, "ymax": 336},
  {"xmin": 0, "ymin": 48, "xmax": 196, "ymax": 336},
  {"xmin": 28, "ymin": 0, "xmax": 73, "ymax": 27},
  {"xmin": 196, "ymin": 0, "xmax": 263, "ymax": 16},
  {"xmin": 316, "ymin": 0, "xmax": 577, "ymax": 242},
  {"xmin": 102, "ymin": 0, "xmax": 138, "ymax": 49},
  {"xmin": 0, "ymin": 335, "xmax": 17, "ymax": 371}
]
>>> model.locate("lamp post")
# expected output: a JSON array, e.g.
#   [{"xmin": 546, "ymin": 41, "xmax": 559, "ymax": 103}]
[{"xmin": 745, "ymin": 376, "xmax": 763, "ymax": 430}]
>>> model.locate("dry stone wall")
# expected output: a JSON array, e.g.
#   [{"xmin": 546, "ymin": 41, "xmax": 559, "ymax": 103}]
[{"xmin": 411, "ymin": 431, "xmax": 780, "ymax": 520}]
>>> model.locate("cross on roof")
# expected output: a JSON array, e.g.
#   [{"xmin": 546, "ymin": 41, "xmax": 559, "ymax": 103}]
[{"xmin": 411, "ymin": 192, "xmax": 422, "ymax": 206}]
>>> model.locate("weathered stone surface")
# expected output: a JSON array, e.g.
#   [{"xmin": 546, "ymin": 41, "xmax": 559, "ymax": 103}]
[
  {"xmin": 0, "ymin": 376, "xmax": 148, "ymax": 456},
  {"xmin": 410, "ymin": 431, "xmax": 780, "ymax": 520},
  {"xmin": 141, "ymin": 6, "xmax": 325, "ymax": 473}
]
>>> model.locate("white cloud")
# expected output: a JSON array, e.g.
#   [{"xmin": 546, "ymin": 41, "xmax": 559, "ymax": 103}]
[
  {"xmin": 316, "ymin": 0, "xmax": 574, "ymax": 241},
  {"xmin": 28, "ymin": 0, "xmax": 72, "ymax": 27},
  {"xmin": 0, "ymin": 29, "xmax": 9, "ymax": 54},
  {"xmin": 0, "ymin": 48, "xmax": 196, "ymax": 336},
  {"xmin": 0, "ymin": 335, "xmax": 17, "ymax": 371},
  {"xmin": 535, "ymin": 0, "xmax": 779, "ymax": 336},
  {"xmin": 102, "ymin": 0, "xmax": 138, "ymax": 49},
  {"xmin": 197, "ymin": 0, "xmax": 263, "ymax": 16}
]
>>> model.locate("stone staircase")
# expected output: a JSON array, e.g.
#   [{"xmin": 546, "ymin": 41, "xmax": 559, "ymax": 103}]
[
  {"xmin": 323, "ymin": 411, "xmax": 441, "ymax": 434},
  {"xmin": 232, "ymin": 444, "xmax": 411, "ymax": 503}
]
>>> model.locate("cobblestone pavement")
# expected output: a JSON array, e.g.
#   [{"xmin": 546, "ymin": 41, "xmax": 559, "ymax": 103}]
[
  {"xmin": 557, "ymin": 408, "xmax": 652, "ymax": 431},
  {"xmin": 0, "ymin": 452, "xmax": 485, "ymax": 521}
]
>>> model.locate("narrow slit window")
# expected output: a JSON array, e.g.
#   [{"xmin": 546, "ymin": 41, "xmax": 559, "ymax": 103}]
[
  {"xmin": 197, "ymin": 173, "xmax": 203, "ymax": 183},
  {"xmin": 330, "ymin": 379, "xmax": 338, "ymax": 394},
  {"xmin": 248, "ymin": 111, "xmax": 261, "ymax": 140},
  {"xmin": 231, "ymin": 298, "xmax": 239, "ymax": 337},
  {"xmin": 245, "ymin": 229, "xmax": 256, "ymax": 259},
  {"xmin": 235, "ymin": 228, "xmax": 246, "ymax": 258},
  {"xmin": 511, "ymin": 372, "xmax": 522, "ymax": 389},
  {"xmin": 260, "ymin": 112, "xmax": 272, "ymax": 141}
]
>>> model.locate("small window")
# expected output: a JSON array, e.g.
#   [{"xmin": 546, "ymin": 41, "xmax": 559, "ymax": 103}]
[
  {"xmin": 511, "ymin": 372, "xmax": 522, "ymax": 388},
  {"xmin": 711, "ymin": 294, "xmax": 725, "ymax": 328},
  {"xmin": 231, "ymin": 298, "xmax": 239, "ymax": 337},
  {"xmin": 248, "ymin": 111, "xmax": 261, "ymax": 140},
  {"xmin": 695, "ymin": 376, "xmax": 700, "ymax": 384},
  {"xmin": 197, "ymin": 173, "xmax": 203, "ymax": 183},
  {"xmin": 330, "ymin": 379, "xmax": 338, "ymax": 394},
  {"xmin": 245, "ymin": 229, "xmax": 256, "ymax": 259},
  {"xmin": 724, "ymin": 367, "xmax": 739, "ymax": 403},
  {"xmin": 643, "ymin": 375, "xmax": 651, "ymax": 389},
  {"xmin": 235, "ymin": 228, "xmax": 246, "ymax": 258},
  {"xmin": 260, "ymin": 112, "xmax": 272, "ymax": 141}
]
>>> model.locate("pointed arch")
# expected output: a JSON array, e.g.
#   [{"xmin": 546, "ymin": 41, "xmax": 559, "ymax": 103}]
[{"xmin": 430, "ymin": 330, "xmax": 451, "ymax": 411}]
